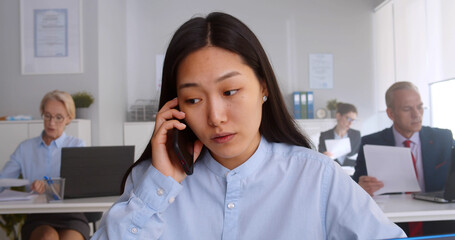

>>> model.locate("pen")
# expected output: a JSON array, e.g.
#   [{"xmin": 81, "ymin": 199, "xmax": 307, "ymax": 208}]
[{"xmin": 44, "ymin": 176, "xmax": 61, "ymax": 200}]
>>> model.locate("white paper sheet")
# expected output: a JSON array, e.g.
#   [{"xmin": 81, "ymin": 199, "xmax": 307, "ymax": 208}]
[
  {"xmin": 364, "ymin": 145, "xmax": 421, "ymax": 195},
  {"xmin": 325, "ymin": 138, "xmax": 351, "ymax": 160},
  {"xmin": 0, "ymin": 189, "xmax": 37, "ymax": 202},
  {"xmin": 0, "ymin": 178, "xmax": 30, "ymax": 187}
]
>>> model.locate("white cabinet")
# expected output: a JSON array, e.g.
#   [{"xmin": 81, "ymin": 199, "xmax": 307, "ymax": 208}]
[
  {"xmin": 295, "ymin": 119, "xmax": 336, "ymax": 148},
  {"xmin": 123, "ymin": 122, "xmax": 155, "ymax": 161},
  {"xmin": 0, "ymin": 119, "xmax": 91, "ymax": 169}
]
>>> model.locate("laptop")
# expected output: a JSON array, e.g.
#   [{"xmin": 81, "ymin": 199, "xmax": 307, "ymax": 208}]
[
  {"xmin": 412, "ymin": 148, "xmax": 455, "ymax": 203},
  {"xmin": 60, "ymin": 146, "xmax": 134, "ymax": 199},
  {"xmin": 388, "ymin": 234, "xmax": 455, "ymax": 240}
]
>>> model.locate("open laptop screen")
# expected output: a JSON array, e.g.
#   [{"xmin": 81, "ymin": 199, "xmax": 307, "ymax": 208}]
[{"xmin": 60, "ymin": 146, "xmax": 134, "ymax": 199}]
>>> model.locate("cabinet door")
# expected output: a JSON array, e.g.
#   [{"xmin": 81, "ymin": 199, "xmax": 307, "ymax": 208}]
[
  {"xmin": 29, "ymin": 123, "xmax": 44, "ymax": 137},
  {"xmin": 0, "ymin": 123, "xmax": 28, "ymax": 169},
  {"xmin": 124, "ymin": 122, "xmax": 155, "ymax": 161},
  {"xmin": 295, "ymin": 119, "xmax": 337, "ymax": 148}
]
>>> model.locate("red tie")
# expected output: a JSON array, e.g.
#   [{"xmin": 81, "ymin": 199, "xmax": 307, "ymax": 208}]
[
  {"xmin": 404, "ymin": 140, "xmax": 423, "ymax": 236},
  {"xmin": 403, "ymin": 140, "xmax": 418, "ymax": 178}
]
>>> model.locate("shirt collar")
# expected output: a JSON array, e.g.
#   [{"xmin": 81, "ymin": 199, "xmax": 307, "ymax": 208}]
[
  {"xmin": 39, "ymin": 131, "xmax": 67, "ymax": 148},
  {"xmin": 392, "ymin": 126, "xmax": 420, "ymax": 146},
  {"xmin": 202, "ymin": 136, "xmax": 268, "ymax": 179}
]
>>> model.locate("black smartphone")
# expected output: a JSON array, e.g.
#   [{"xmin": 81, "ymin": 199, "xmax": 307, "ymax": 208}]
[{"xmin": 172, "ymin": 126, "xmax": 199, "ymax": 175}]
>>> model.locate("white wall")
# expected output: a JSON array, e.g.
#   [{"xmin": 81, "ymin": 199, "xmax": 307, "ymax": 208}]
[
  {"xmin": 0, "ymin": 0, "xmax": 385, "ymax": 146},
  {"xmin": 97, "ymin": 0, "xmax": 127, "ymax": 145},
  {"xmin": 126, "ymin": 0, "xmax": 381, "ymax": 135}
]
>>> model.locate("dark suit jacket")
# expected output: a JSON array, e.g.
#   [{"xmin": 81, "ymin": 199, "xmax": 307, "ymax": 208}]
[
  {"xmin": 352, "ymin": 126, "xmax": 454, "ymax": 192},
  {"xmin": 318, "ymin": 128, "xmax": 361, "ymax": 165}
]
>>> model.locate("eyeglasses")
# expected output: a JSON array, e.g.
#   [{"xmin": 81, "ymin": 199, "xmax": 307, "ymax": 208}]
[
  {"xmin": 43, "ymin": 113, "xmax": 67, "ymax": 123},
  {"xmin": 346, "ymin": 117, "xmax": 356, "ymax": 123}
]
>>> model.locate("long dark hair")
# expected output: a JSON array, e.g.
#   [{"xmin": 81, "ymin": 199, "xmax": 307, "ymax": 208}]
[{"xmin": 122, "ymin": 12, "xmax": 312, "ymax": 191}]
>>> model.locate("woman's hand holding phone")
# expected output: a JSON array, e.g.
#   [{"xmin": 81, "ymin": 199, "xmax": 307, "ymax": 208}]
[{"xmin": 151, "ymin": 98, "xmax": 203, "ymax": 183}]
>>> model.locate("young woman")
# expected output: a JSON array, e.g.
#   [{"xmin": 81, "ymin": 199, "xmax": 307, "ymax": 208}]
[
  {"xmin": 0, "ymin": 90, "xmax": 89, "ymax": 240},
  {"xmin": 318, "ymin": 102, "xmax": 361, "ymax": 166},
  {"xmin": 92, "ymin": 12, "xmax": 405, "ymax": 239}
]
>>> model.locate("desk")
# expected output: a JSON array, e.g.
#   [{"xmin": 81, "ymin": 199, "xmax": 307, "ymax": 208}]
[
  {"xmin": 375, "ymin": 194, "xmax": 455, "ymax": 223},
  {"xmin": 0, "ymin": 195, "xmax": 117, "ymax": 214},
  {"xmin": 2, "ymin": 193, "xmax": 454, "ymax": 223}
]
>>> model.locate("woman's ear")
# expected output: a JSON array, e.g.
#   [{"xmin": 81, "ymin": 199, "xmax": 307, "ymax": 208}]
[
  {"xmin": 335, "ymin": 112, "xmax": 341, "ymax": 121},
  {"xmin": 261, "ymin": 82, "xmax": 268, "ymax": 100}
]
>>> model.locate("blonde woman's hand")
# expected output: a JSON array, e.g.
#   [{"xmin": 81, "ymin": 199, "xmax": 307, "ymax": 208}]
[
  {"xmin": 31, "ymin": 180, "xmax": 46, "ymax": 194},
  {"xmin": 151, "ymin": 98, "xmax": 203, "ymax": 183}
]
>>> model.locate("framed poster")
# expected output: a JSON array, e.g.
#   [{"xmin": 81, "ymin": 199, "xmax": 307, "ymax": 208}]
[
  {"xmin": 309, "ymin": 53, "xmax": 333, "ymax": 89},
  {"xmin": 20, "ymin": 0, "xmax": 82, "ymax": 74}
]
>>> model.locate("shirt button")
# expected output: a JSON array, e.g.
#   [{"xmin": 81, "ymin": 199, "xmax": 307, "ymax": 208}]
[
  {"xmin": 131, "ymin": 227, "xmax": 138, "ymax": 234},
  {"xmin": 168, "ymin": 197, "xmax": 175, "ymax": 203},
  {"xmin": 227, "ymin": 202, "xmax": 235, "ymax": 209},
  {"xmin": 156, "ymin": 188, "xmax": 164, "ymax": 196}
]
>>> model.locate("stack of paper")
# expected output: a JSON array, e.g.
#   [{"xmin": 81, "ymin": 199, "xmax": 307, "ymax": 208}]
[{"xmin": 0, "ymin": 189, "xmax": 37, "ymax": 201}]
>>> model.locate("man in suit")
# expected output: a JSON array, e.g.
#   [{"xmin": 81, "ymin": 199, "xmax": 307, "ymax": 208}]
[{"xmin": 353, "ymin": 81, "xmax": 455, "ymax": 236}]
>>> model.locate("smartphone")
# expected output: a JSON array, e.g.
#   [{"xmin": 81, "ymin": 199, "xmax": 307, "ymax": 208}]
[{"xmin": 173, "ymin": 125, "xmax": 199, "ymax": 175}]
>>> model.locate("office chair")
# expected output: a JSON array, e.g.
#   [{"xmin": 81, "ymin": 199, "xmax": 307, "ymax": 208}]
[{"xmin": 84, "ymin": 212, "xmax": 103, "ymax": 234}]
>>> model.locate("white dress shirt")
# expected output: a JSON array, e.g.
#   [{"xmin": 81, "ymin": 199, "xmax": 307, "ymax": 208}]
[{"xmin": 392, "ymin": 127, "xmax": 425, "ymax": 192}]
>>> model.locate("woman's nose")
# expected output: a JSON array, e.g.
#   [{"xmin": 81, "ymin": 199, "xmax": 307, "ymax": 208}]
[{"xmin": 207, "ymin": 99, "xmax": 227, "ymax": 127}]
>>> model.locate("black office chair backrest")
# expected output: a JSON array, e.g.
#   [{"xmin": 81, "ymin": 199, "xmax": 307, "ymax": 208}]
[{"xmin": 444, "ymin": 147, "xmax": 455, "ymax": 200}]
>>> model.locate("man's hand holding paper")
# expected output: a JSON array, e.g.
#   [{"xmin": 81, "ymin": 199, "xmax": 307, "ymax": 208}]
[{"xmin": 363, "ymin": 144, "xmax": 421, "ymax": 196}]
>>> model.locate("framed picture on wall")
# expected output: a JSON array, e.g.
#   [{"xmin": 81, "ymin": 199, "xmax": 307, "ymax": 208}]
[{"xmin": 20, "ymin": 0, "xmax": 82, "ymax": 75}]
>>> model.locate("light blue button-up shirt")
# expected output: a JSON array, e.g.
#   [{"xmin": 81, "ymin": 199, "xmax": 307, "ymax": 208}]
[
  {"xmin": 0, "ymin": 132, "xmax": 84, "ymax": 192},
  {"xmin": 93, "ymin": 137, "xmax": 406, "ymax": 240}
]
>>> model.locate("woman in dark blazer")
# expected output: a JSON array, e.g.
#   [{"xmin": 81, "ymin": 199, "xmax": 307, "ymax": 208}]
[{"xmin": 318, "ymin": 102, "xmax": 361, "ymax": 166}]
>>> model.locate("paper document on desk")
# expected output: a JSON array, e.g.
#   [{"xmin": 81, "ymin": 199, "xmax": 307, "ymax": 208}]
[
  {"xmin": 364, "ymin": 145, "xmax": 421, "ymax": 196},
  {"xmin": 0, "ymin": 178, "xmax": 30, "ymax": 187},
  {"xmin": 0, "ymin": 189, "xmax": 37, "ymax": 201},
  {"xmin": 325, "ymin": 138, "xmax": 351, "ymax": 160}
]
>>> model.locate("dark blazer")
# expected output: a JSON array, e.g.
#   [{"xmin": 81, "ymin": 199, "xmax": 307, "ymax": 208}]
[
  {"xmin": 318, "ymin": 128, "xmax": 361, "ymax": 165},
  {"xmin": 352, "ymin": 126, "xmax": 454, "ymax": 192}
]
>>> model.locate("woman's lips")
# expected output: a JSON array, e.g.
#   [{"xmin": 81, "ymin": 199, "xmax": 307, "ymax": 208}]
[{"xmin": 211, "ymin": 133, "xmax": 235, "ymax": 144}]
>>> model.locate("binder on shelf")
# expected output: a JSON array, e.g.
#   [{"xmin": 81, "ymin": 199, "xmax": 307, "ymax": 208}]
[
  {"xmin": 306, "ymin": 91, "xmax": 314, "ymax": 119},
  {"xmin": 293, "ymin": 91, "xmax": 301, "ymax": 119},
  {"xmin": 300, "ymin": 92, "xmax": 308, "ymax": 119}
]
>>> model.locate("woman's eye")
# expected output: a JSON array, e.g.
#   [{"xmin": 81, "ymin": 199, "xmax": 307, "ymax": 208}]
[
  {"xmin": 224, "ymin": 89, "xmax": 239, "ymax": 96},
  {"xmin": 186, "ymin": 98, "xmax": 201, "ymax": 104}
]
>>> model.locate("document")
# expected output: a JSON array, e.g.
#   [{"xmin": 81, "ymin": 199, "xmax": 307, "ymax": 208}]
[
  {"xmin": 364, "ymin": 145, "xmax": 421, "ymax": 195},
  {"xmin": 0, "ymin": 178, "xmax": 30, "ymax": 187},
  {"xmin": 0, "ymin": 189, "xmax": 37, "ymax": 202},
  {"xmin": 325, "ymin": 138, "xmax": 351, "ymax": 161},
  {"xmin": 35, "ymin": 9, "xmax": 68, "ymax": 57}
]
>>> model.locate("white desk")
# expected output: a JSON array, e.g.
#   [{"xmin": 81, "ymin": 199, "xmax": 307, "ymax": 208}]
[
  {"xmin": 375, "ymin": 194, "xmax": 455, "ymax": 223},
  {"xmin": 0, "ymin": 195, "xmax": 117, "ymax": 214},
  {"xmin": 1, "ymin": 193, "xmax": 454, "ymax": 223}
]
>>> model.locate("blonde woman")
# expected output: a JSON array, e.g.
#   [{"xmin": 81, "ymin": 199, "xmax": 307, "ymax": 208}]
[{"xmin": 0, "ymin": 90, "xmax": 89, "ymax": 240}]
